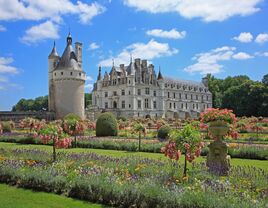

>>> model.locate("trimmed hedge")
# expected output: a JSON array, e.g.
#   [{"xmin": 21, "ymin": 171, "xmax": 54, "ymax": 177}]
[
  {"xmin": 1, "ymin": 122, "xmax": 12, "ymax": 133},
  {"xmin": 96, "ymin": 113, "xmax": 118, "ymax": 137},
  {"xmin": 157, "ymin": 125, "xmax": 171, "ymax": 140}
]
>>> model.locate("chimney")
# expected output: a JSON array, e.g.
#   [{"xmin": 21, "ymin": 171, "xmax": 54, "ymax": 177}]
[
  {"xmin": 75, "ymin": 42, "xmax": 82, "ymax": 67},
  {"xmin": 142, "ymin": 59, "xmax": 147, "ymax": 68}
]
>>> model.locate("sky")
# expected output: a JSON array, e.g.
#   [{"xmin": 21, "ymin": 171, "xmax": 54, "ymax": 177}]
[{"xmin": 0, "ymin": 0, "xmax": 268, "ymax": 110}]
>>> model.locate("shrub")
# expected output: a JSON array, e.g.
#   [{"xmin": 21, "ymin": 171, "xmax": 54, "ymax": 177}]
[
  {"xmin": 117, "ymin": 116, "xmax": 127, "ymax": 121},
  {"xmin": 96, "ymin": 113, "xmax": 118, "ymax": 137},
  {"xmin": 157, "ymin": 125, "xmax": 171, "ymax": 140},
  {"xmin": 1, "ymin": 121, "xmax": 12, "ymax": 133},
  {"xmin": 63, "ymin": 113, "xmax": 81, "ymax": 121}
]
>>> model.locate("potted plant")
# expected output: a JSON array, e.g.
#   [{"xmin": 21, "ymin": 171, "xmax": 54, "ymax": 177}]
[{"xmin": 200, "ymin": 108, "xmax": 237, "ymax": 175}]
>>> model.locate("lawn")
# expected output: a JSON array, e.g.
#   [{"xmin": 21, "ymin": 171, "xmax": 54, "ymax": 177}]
[
  {"xmin": 0, "ymin": 142, "xmax": 267, "ymax": 170},
  {"xmin": 0, "ymin": 183, "xmax": 105, "ymax": 208}
]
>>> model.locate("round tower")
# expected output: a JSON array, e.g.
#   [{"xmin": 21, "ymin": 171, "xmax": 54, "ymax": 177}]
[
  {"xmin": 48, "ymin": 41, "xmax": 59, "ymax": 112},
  {"xmin": 49, "ymin": 33, "xmax": 86, "ymax": 119}
]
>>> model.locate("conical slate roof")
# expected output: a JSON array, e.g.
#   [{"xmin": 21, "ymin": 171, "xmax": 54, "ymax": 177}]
[
  {"xmin": 55, "ymin": 34, "xmax": 80, "ymax": 71},
  {"xmin": 48, "ymin": 42, "xmax": 59, "ymax": 58},
  {"xmin": 157, "ymin": 70, "xmax": 163, "ymax": 80}
]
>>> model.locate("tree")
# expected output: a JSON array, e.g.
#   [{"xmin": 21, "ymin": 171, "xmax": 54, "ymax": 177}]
[
  {"xmin": 262, "ymin": 74, "xmax": 268, "ymax": 86},
  {"xmin": 133, "ymin": 122, "xmax": 146, "ymax": 152}
]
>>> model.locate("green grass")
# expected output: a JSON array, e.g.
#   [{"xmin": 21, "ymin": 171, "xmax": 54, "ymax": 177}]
[
  {"xmin": 0, "ymin": 183, "xmax": 104, "ymax": 208},
  {"xmin": 1, "ymin": 142, "xmax": 268, "ymax": 170}
]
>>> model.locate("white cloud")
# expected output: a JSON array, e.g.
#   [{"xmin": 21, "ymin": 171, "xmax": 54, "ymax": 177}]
[
  {"xmin": 124, "ymin": 0, "xmax": 262, "ymax": 22},
  {"xmin": 233, "ymin": 52, "xmax": 253, "ymax": 60},
  {"xmin": 21, "ymin": 21, "xmax": 59, "ymax": 44},
  {"xmin": 255, "ymin": 33, "xmax": 268, "ymax": 44},
  {"xmin": 233, "ymin": 32, "xmax": 253, "ymax": 43},
  {"xmin": 184, "ymin": 46, "xmax": 236, "ymax": 75},
  {"xmin": 88, "ymin": 42, "xmax": 100, "ymax": 50},
  {"xmin": 0, "ymin": 56, "xmax": 19, "ymax": 90},
  {"xmin": 255, "ymin": 52, "xmax": 268, "ymax": 57},
  {"xmin": 0, "ymin": 25, "xmax": 6, "ymax": 32},
  {"xmin": 0, "ymin": 57, "xmax": 19, "ymax": 74},
  {"xmin": 85, "ymin": 83, "xmax": 93, "ymax": 91},
  {"xmin": 0, "ymin": 0, "xmax": 105, "ymax": 24},
  {"xmin": 86, "ymin": 76, "xmax": 94, "ymax": 81},
  {"xmin": 146, "ymin": 29, "xmax": 186, "ymax": 39},
  {"xmin": 99, "ymin": 39, "xmax": 178, "ymax": 67}
]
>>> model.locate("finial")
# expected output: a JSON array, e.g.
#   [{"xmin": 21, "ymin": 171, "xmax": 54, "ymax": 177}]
[{"xmin": 130, "ymin": 53, "xmax": 133, "ymax": 63}]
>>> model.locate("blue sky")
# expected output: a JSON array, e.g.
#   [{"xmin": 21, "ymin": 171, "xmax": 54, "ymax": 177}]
[{"xmin": 0, "ymin": 0, "xmax": 268, "ymax": 110}]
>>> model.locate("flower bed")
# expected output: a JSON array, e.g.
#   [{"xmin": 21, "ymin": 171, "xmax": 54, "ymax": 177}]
[{"xmin": 0, "ymin": 146, "xmax": 267, "ymax": 207}]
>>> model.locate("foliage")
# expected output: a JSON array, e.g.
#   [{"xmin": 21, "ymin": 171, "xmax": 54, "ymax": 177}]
[
  {"xmin": 0, "ymin": 145, "xmax": 267, "ymax": 208},
  {"xmin": 0, "ymin": 121, "xmax": 13, "ymax": 133},
  {"xmin": 63, "ymin": 113, "xmax": 81, "ymax": 121},
  {"xmin": 206, "ymin": 74, "xmax": 268, "ymax": 117},
  {"xmin": 200, "ymin": 108, "xmax": 237, "ymax": 124},
  {"xmin": 157, "ymin": 124, "xmax": 171, "ymax": 140},
  {"xmin": 96, "ymin": 113, "xmax": 118, "ymax": 137},
  {"xmin": 12, "ymin": 96, "xmax": 48, "ymax": 112}
]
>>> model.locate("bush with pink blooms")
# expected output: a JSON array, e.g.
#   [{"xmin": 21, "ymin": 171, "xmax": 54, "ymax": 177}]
[
  {"xmin": 63, "ymin": 119, "xmax": 85, "ymax": 147},
  {"xmin": 37, "ymin": 123, "xmax": 71, "ymax": 161},
  {"xmin": 161, "ymin": 124, "xmax": 203, "ymax": 177},
  {"xmin": 200, "ymin": 108, "xmax": 237, "ymax": 125}
]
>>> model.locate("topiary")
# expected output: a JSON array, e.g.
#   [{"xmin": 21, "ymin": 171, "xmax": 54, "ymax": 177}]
[
  {"xmin": 64, "ymin": 113, "xmax": 81, "ymax": 121},
  {"xmin": 1, "ymin": 121, "xmax": 12, "ymax": 133},
  {"xmin": 96, "ymin": 112, "xmax": 118, "ymax": 137},
  {"xmin": 157, "ymin": 124, "xmax": 171, "ymax": 140}
]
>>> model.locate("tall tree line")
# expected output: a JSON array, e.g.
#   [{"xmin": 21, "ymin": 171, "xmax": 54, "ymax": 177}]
[
  {"xmin": 206, "ymin": 74, "xmax": 268, "ymax": 117},
  {"xmin": 12, "ymin": 93, "xmax": 92, "ymax": 112}
]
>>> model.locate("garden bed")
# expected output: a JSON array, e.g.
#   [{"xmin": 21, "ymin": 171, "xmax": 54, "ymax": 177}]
[{"xmin": 0, "ymin": 144, "xmax": 267, "ymax": 208}]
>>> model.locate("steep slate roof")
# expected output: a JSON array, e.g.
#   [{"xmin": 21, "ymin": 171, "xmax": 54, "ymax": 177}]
[
  {"xmin": 48, "ymin": 42, "xmax": 59, "ymax": 58},
  {"xmin": 163, "ymin": 77, "xmax": 205, "ymax": 87},
  {"xmin": 55, "ymin": 34, "xmax": 81, "ymax": 71}
]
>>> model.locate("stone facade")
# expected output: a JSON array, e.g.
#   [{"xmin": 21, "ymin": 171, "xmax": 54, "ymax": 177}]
[
  {"xmin": 48, "ymin": 33, "xmax": 86, "ymax": 119},
  {"xmin": 92, "ymin": 58, "xmax": 212, "ymax": 119}
]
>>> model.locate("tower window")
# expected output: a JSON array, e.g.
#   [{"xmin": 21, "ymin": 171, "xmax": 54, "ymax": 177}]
[
  {"xmin": 145, "ymin": 99, "xmax": 149, "ymax": 108},
  {"xmin": 54, "ymin": 73, "xmax": 56, "ymax": 76},
  {"xmin": 138, "ymin": 100, "xmax": 141, "ymax": 108},
  {"xmin": 70, "ymin": 72, "xmax": 73, "ymax": 75},
  {"xmin": 61, "ymin": 72, "xmax": 63, "ymax": 75},
  {"xmin": 122, "ymin": 100, "xmax": 125, "ymax": 109},
  {"xmin": 79, "ymin": 73, "xmax": 81, "ymax": 76}
]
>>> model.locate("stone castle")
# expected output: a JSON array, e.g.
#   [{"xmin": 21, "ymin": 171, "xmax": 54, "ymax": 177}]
[
  {"xmin": 48, "ymin": 33, "xmax": 86, "ymax": 119},
  {"xmin": 92, "ymin": 58, "xmax": 212, "ymax": 119},
  {"xmin": 48, "ymin": 34, "xmax": 212, "ymax": 119}
]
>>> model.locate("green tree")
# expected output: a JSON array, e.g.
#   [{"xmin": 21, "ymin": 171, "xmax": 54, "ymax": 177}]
[{"xmin": 262, "ymin": 74, "xmax": 268, "ymax": 86}]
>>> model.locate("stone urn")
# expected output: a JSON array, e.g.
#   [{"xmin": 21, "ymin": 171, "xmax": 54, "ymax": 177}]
[{"xmin": 206, "ymin": 120, "xmax": 230, "ymax": 175}]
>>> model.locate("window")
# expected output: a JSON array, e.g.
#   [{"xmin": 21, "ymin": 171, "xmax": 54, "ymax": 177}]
[
  {"xmin": 169, "ymin": 103, "xmax": 172, "ymax": 109},
  {"xmin": 207, "ymin": 104, "xmax": 209, "ymax": 108},
  {"xmin": 191, "ymin": 94, "xmax": 193, "ymax": 100},
  {"xmin": 174, "ymin": 102, "xmax": 176, "ymax": 109},
  {"xmin": 61, "ymin": 72, "xmax": 63, "ymax": 75},
  {"xmin": 129, "ymin": 91, "xmax": 131, "ymax": 95},
  {"xmin": 186, "ymin": 103, "xmax": 188, "ymax": 109},
  {"xmin": 181, "ymin": 103, "xmax": 183, "ymax": 109},
  {"xmin": 168, "ymin": 92, "xmax": 170, "ymax": 98},
  {"xmin": 193, "ymin": 104, "xmax": 195, "ymax": 109},
  {"xmin": 138, "ymin": 100, "xmax": 141, "ymax": 108},
  {"xmin": 145, "ymin": 99, "xmax": 149, "ymax": 108},
  {"xmin": 196, "ymin": 95, "xmax": 198, "ymax": 100},
  {"xmin": 173, "ymin": 93, "xmax": 176, "ymax": 98},
  {"xmin": 122, "ymin": 100, "xmax": 125, "ymax": 109},
  {"xmin": 145, "ymin": 88, "xmax": 150, "ymax": 95},
  {"xmin": 197, "ymin": 104, "xmax": 199, "ymax": 109},
  {"xmin": 179, "ymin": 93, "xmax": 181, "ymax": 99},
  {"xmin": 105, "ymin": 92, "xmax": 108, "ymax": 97},
  {"xmin": 137, "ymin": 89, "xmax": 141, "ymax": 95},
  {"xmin": 153, "ymin": 101, "xmax": 157, "ymax": 109},
  {"xmin": 207, "ymin": 95, "xmax": 209, "ymax": 101},
  {"xmin": 79, "ymin": 72, "xmax": 81, "ymax": 76},
  {"xmin": 129, "ymin": 104, "xmax": 131, "ymax": 108},
  {"xmin": 113, "ymin": 91, "xmax": 117, "ymax": 96},
  {"xmin": 153, "ymin": 91, "xmax": 156, "ymax": 96},
  {"xmin": 185, "ymin": 94, "xmax": 188, "ymax": 99},
  {"xmin": 129, "ymin": 80, "xmax": 131, "ymax": 84},
  {"xmin": 121, "ymin": 90, "xmax": 125, "ymax": 96},
  {"xmin": 105, "ymin": 102, "xmax": 108, "ymax": 109},
  {"xmin": 54, "ymin": 73, "xmax": 56, "ymax": 76},
  {"xmin": 70, "ymin": 72, "xmax": 73, "ymax": 75}
]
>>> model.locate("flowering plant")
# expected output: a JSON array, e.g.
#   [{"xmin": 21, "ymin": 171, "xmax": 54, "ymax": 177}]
[
  {"xmin": 0, "ymin": 123, "xmax": 2, "ymax": 134},
  {"xmin": 161, "ymin": 125, "xmax": 203, "ymax": 177},
  {"xmin": 200, "ymin": 108, "xmax": 237, "ymax": 125}
]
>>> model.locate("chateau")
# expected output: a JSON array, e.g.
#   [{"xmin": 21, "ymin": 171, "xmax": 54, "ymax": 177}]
[
  {"xmin": 92, "ymin": 58, "xmax": 212, "ymax": 119},
  {"xmin": 48, "ymin": 33, "xmax": 86, "ymax": 119}
]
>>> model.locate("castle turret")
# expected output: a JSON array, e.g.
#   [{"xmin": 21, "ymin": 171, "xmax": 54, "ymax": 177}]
[
  {"xmin": 49, "ymin": 33, "xmax": 86, "ymax": 119},
  {"xmin": 48, "ymin": 41, "xmax": 59, "ymax": 112}
]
